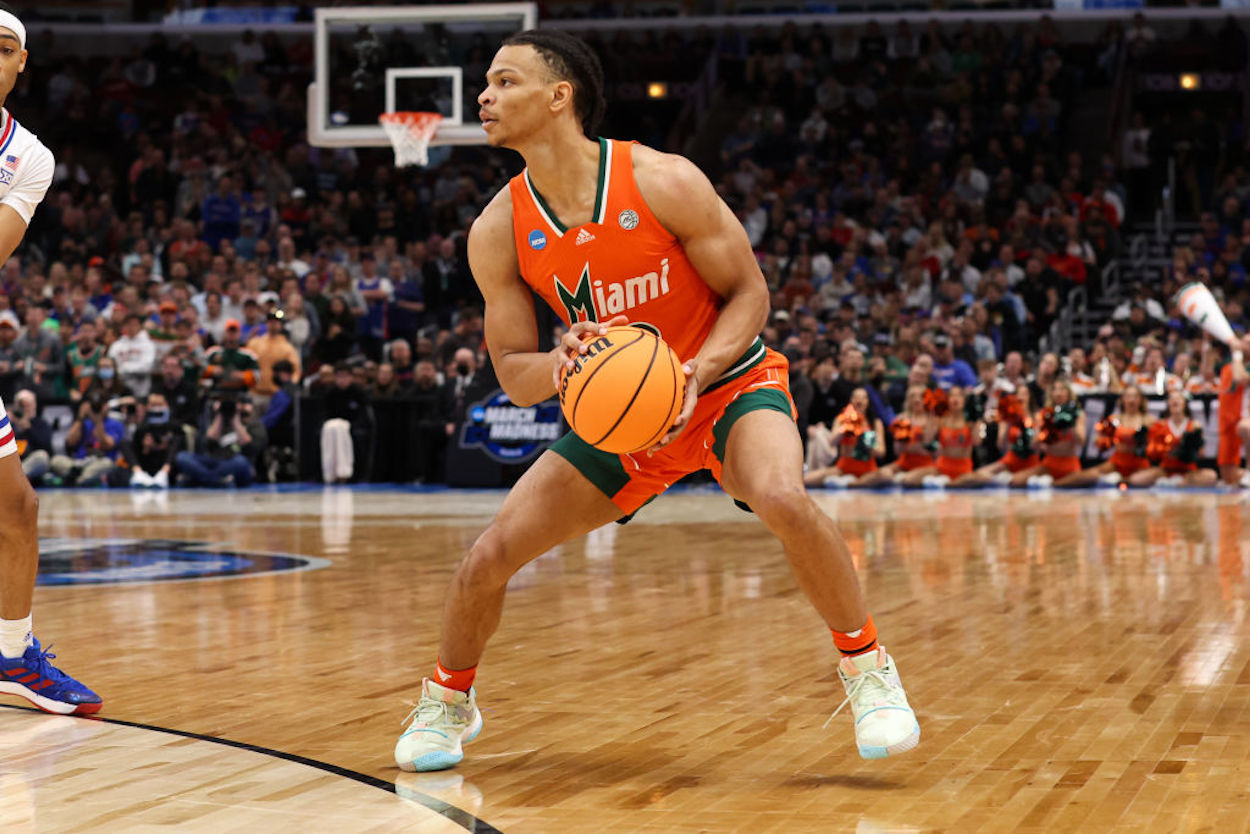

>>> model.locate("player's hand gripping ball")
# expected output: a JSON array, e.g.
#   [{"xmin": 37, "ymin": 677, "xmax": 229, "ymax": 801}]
[{"xmin": 559, "ymin": 326, "xmax": 686, "ymax": 454}]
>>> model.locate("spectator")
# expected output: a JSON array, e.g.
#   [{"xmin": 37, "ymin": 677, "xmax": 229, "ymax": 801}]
[
  {"xmin": 50, "ymin": 391, "xmax": 125, "ymax": 487},
  {"xmin": 202, "ymin": 320, "xmax": 259, "ymax": 392},
  {"xmin": 151, "ymin": 353, "xmax": 201, "ymax": 429},
  {"xmin": 14, "ymin": 305, "xmax": 63, "ymax": 401},
  {"xmin": 108, "ymin": 313, "xmax": 156, "ymax": 398},
  {"xmin": 247, "ymin": 309, "xmax": 301, "ymax": 403},
  {"xmin": 260, "ymin": 359, "xmax": 299, "ymax": 478},
  {"xmin": 930, "ymin": 334, "xmax": 977, "ymax": 389},
  {"xmin": 66, "ymin": 319, "xmax": 104, "ymax": 400},
  {"xmin": 321, "ymin": 361, "xmax": 371, "ymax": 484},
  {"xmin": 316, "ymin": 294, "xmax": 360, "ymax": 365},
  {"xmin": 10, "ymin": 389, "xmax": 52, "ymax": 483},
  {"xmin": 125, "ymin": 392, "xmax": 181, "ymax": 488},
  {"xmin": 442, "ymin": 346, "xmax": 489, "ymax": 439},
  {"xmin": 175, "ymin": 394, "xmax": 266, "ymax": 487},
  {"xmin": 84, "ymin": 356, "xmax": 131, "ymax": 402},
  {"xmin": 356, "ymin": 253, "xmax": 393, "ymax": 360}
]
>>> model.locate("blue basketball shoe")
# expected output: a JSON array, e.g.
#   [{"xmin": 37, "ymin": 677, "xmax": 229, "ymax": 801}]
[{"xmin": 0, "ymin": 638, "xmax": 102, "ymax": 715}]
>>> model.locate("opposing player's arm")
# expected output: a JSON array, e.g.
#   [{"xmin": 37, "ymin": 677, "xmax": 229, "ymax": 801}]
[
  {"xmin": 468, "ymin": 190, "xmax": 568, "ymax": 407},
  {"xmin": 635, "ymin": 148, "xmax": 769, "ymax": 391},
  {"xmin": 0, "ymin": 144, "xmax": 52, "ymax": 263}
]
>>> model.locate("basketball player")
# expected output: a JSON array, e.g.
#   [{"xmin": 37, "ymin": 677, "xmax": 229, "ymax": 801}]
[
  {"xmin": 0, "ymin": 7, "xmax": 101, "ymax": 715},
  {"xmin": 395, "ymin": 31, "xmax": 919, "ymax": 771}
]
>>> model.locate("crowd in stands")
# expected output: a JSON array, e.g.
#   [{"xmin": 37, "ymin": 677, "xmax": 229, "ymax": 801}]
[{"xmin": 0, "ymin": 16, "xmax": 1242, "ymax": 488}]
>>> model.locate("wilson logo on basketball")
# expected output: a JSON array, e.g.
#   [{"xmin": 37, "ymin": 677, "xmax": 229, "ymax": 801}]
[
  {"xmin": 559, "ymin": 335, "xmax": 614, "ymax": 402},
  {"xmin": 553, "ymin": 260, "xmax": 672, "ymax": 324}
]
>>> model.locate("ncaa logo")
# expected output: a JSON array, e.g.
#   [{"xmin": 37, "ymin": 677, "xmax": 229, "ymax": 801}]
[
  {"xmin": 0, "ymin": 169, "xmax": 13, "ymax": 187},
  {"xmin": 618, "ymin": 209, "xmax": 639, "ymax": 231},
  {"xmin": 528, "ymin": 229, "xmax": 547, "ymax": 250}
]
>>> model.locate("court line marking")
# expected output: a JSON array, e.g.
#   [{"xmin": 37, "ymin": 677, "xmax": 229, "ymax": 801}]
[{"xmin": 0, "ymin": 703, "xmax": 504, "ymax": 834}]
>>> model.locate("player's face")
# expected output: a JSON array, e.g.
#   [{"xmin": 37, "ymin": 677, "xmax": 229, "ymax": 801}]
[
  {"xmin": 479, "ymin": 45, "xmax": 566, "ymax": 148},
  {"xmin": 0, "ymin": 32, "xmax": 25, "ymax": 100}
]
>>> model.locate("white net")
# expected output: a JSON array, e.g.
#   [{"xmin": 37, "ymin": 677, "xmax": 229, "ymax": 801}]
[{"xmin": 379, "ymin": 112, "xmax": 444, "ymax": 167}]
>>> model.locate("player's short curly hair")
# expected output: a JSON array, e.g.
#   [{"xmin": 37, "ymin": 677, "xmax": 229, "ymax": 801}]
[{"xmin": 503, "ymin": 30, "xmax": 605, "ymax": 138}]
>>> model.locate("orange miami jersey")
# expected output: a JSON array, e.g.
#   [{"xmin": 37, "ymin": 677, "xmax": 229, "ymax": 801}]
[{"xmin": 508, "ymin": 138, "xmax": 746, "ymax": 368}]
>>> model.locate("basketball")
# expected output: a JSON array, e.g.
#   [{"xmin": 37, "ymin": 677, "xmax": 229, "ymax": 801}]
[{"xmin": 559, "ymin": 326, "xmax": 686, "ymax": 454}]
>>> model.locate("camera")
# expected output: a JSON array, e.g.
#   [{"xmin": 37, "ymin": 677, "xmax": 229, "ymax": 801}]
[
  {"xmin": 10, "ymin": 405, "xmax": 23, "ymax": 421},
  {"xmin": 210, "ymin": 388, "xmax": 248, "ymax": 421}
]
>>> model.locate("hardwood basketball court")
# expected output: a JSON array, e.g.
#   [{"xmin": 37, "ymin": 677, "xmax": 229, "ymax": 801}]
[{"xmin": 3, "ymin": 486, "xmax": 1248, "ymax": 832}]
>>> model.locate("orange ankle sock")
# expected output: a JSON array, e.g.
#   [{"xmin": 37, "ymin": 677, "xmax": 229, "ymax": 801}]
[
  {"xmin": 832, "ymin": 614, "xmax": 878, "ymax": 656},
  {"xmin": 434, "ymin": 658, "xmax": 477, "ymax": 692}
]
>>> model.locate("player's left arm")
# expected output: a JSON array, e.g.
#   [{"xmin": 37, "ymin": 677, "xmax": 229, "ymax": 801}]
[
  {"xmin": 634, "ymin": 148, "xmax": 769, "ymax": 393},
  {"xmin": 0, "ymin": 145, "xmax": 53, "ymax": 263}
]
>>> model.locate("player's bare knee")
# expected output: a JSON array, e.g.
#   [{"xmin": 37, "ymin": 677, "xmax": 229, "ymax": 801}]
[
  {"xmin": 460, "ymin": 528, "xmax": 521, "ymax": 590},
  {"xmin": 746, "ymin": 484, "xmax": 813, "ymax": 532}
]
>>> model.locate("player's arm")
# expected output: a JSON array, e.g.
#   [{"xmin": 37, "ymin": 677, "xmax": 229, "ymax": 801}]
[
  {"xmin": 468, "ymin": 190, "xmax": 620, "ymax": 407},
  {"xmin": 635, "ymin": 148, "xmax": 769, "ymax": 391},
  {"xmin": 0, "ymin": 145, "xmax": 53, "ymax": 264}
]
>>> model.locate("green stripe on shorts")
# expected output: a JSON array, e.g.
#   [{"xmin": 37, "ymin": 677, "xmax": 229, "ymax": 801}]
[
  {"xmin": 711, "ymin": 387, "xmax": 794, "ymax": 463},
  {"xmin": 550, "ymin": 431, "xmax": 631, "ymax": 499}
]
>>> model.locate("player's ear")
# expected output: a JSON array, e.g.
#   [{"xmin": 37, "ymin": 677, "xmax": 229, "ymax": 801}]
[
  {"xmin": 548, "ymin": 79, "xmax": 574, "ymax": 117},
  {"xmin": 17, "ymin": 49, "xmax": 24, "ymax": 72}
]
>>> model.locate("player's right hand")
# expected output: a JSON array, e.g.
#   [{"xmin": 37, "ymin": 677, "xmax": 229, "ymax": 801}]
[{"xmin": 551, "ymin": 315, "xmax": 629, "ymax": 391}]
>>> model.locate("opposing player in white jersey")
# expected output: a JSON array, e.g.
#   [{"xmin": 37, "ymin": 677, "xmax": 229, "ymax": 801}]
[{"xmin": 0, "ymin": 5, "xmax": 101, "ymax": 715}]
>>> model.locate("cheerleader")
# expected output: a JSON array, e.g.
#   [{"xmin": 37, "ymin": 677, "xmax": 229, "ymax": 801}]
[
  {"xmin": 1129, "ymin": 389, "xmax": 1217, "ymax": 487},
  {"xmin": 899, "ymin": 387, "xmax": 980, "ymax": 487},
  {"xmin": 857, "ymin": 385, "xmax": 936, "ymax": 487},
  {"xmin": 1057, "ymin": 384, "xmax": 1153, "ymax": 487},
  {"xmin": 958, "ymin": 386, "xmax": 1039, "ymax": 487},
  {"xmin": 1010, "ymin": 380, "xmax": 1087, "ymax": 487},
  {"xmin": 804, "ymin": 388, "xmax": 886, "ymax": 488}
]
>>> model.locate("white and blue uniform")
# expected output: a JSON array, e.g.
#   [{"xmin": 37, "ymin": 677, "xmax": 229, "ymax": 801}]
[{"xmin": 0, "ymin": 107, "xmax": 54, "ymax": 460}]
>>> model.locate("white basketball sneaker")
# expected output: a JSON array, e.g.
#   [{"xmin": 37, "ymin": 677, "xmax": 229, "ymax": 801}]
[
  {"xmin": 827, "ymin": 647, "xmax": 920, "ymax": 759},
  {"xmin": 395, "ymin": 679, "xmax": 483, "ymax": 772}
]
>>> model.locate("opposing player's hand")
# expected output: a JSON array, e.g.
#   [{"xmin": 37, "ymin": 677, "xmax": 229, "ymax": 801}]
[
  {"xmin": 648, "ymin": 359, "xmax": 699, "ymax": 454},
  {"xmin": 551, "ymin": 315, "xmax": 630, "ymax": 391}
]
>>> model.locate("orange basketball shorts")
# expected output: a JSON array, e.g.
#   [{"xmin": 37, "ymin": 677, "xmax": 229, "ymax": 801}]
[{"xmin": 551, "ymin": 348, "xmax": 796, "ymax": 515}]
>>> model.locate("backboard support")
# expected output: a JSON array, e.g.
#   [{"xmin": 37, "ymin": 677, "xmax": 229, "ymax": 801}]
[{"xmin": 307, "ymin": 3, "xmax": 537, "ymax": 149}]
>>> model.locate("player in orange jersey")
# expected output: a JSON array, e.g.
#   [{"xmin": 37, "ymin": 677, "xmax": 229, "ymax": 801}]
[
  {"xmin": 394, "ymin": 30, "xmax": 919, "ymax": 772},
  {"xmin": 0, "ymin": 5, "xmax": 101, "ymax": 715},
  {"xmin": 1216, "ymin": 336, "xmax": 1250, "ymax": 486}
]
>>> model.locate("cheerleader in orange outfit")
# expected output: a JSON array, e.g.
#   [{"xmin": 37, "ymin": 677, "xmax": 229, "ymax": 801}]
[
  {"xmin": 1129, "ymin": 389, "xmax": 1217, "ymax": 487},
  {"xmin": 857, "ymin": 385, "xmax": 935, "ymax": 488},
  {"xmin": 1009, "ymin": 380, "xmax": 1086, "ymax": 487},
  {"xmin": 1055, "ymin": 384, "xmax": 1153, "ymax": 487},
  {"xmin": 804, "ymin": 388, "xmax": 886, "ymax": 488},
  {"xmin": 899, "ymin": 387, "xmax": 979, "ymax": 487},
  {"xmin": 959, "ymin": 386, "xmax": 1038, "ymax": 487}
]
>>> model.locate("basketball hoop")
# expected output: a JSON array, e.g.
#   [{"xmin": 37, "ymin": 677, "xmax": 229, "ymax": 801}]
[{"xmin": 379, "ymin": 111, "xmax": 443, "ymax": 167}]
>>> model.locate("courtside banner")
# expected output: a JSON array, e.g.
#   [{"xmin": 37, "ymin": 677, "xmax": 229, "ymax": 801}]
[{"xmin": 458, "ymin": 389, "xmax": 563, "ymax": 463}]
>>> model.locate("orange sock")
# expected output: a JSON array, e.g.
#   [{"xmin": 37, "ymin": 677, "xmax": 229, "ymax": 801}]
[
  {"xmin": 832, "ymin": 614, "xmax": 878, "ymax": 656},
  {"xmin": 433, "ymin": 658, "xmax": 477, "ymax": 692}
]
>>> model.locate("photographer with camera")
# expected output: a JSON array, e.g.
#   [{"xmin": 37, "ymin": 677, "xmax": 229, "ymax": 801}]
[
  {"xmin": 174, "ymin": 390, "xmax": 266, "ymax": 487},
  {"xmin": 49, "ymin": 390, "xmax": 124, "ymax": 487},
  {"xmin": 125, "ymin": 392, "xmax": 181, "ymax": 488},
  {"xmin": 9, "ymin": 389, "xmax": 51, "ymax": 483}
]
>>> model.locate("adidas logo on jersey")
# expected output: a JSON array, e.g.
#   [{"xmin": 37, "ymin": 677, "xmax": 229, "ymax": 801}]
[{"xmin": 575, "ymin": 228, "xmax": 595, "ymax": 246}]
